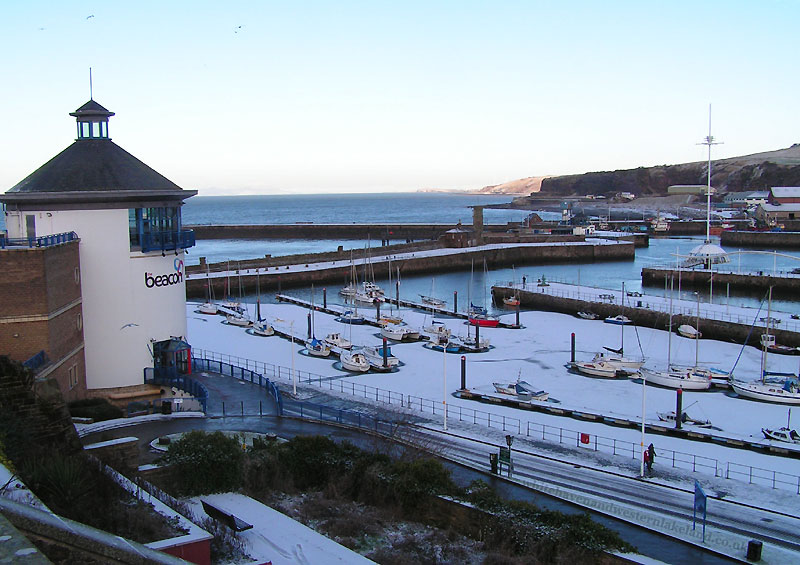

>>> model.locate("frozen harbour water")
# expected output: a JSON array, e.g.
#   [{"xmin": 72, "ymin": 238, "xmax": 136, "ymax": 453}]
[{"xmin": 186, "ymin": 297, "xmax": 800, "ymax": 563}]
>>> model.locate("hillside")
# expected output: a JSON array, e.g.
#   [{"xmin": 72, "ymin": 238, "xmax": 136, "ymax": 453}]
[{"xmin": 482, "ymin": 145, "xmax": 800, "ymax": 199}]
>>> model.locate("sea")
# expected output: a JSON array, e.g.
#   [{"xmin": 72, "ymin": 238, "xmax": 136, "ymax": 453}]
[{"xmin": 182, "ymin": 193, "xmax": 800, "ymax": 315}]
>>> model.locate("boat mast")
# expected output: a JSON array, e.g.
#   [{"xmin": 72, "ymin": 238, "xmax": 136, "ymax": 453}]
[
  {"xmin": 695, "ymin": 290, "xmax": 700, "ymax": 367},
  {"xmin": 668, "ymin": 277, "xmax": 673, "ymax": 369},
  {"xmin": 698, "ymin": 104, "xmax": 722, "ymax": 245},
  {"xmin": 621, "ymin": 282, "xmax": 625, "ymax": 355},
  {"xmin": 761, "ymin": 287, "xmax": 773, "ymax": 382}
]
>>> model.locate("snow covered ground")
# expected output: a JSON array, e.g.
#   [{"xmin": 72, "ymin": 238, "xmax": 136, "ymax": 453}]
[
  {"xmin": 186, "ymin": 493, "xmax": 373, "ymax": 565},
  {"xmin": 186, "ymin": 296, "xmax": 800, "ymax": 506}
]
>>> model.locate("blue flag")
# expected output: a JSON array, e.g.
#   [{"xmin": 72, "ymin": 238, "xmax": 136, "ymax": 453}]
[{"xmin": 693, "ymin": 480, "xmax": 707, "ymax": 541}]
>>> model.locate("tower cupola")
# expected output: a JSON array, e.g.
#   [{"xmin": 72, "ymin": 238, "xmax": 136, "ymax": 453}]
[{"xmin": 69, "ymin": 100, "xmax": 114, "ymax": 140}]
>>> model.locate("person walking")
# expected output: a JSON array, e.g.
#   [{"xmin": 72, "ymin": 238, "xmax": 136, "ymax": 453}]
[
  {"xmin": 643, "ymin": 447, "xmax": 650, "ymax": 475},
  {"xmin": 646, "ymin": 443, "xmax": 656, "ymax": 474}
]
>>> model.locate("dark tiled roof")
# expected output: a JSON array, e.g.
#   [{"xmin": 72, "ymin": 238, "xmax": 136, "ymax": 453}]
[
  {"xmin": 6, "ymin": 140, "xmax": 183, "ymax": 194},
  {"xmin": 69, "ymin": 99, "xmax": 115, "ymax": 118}
]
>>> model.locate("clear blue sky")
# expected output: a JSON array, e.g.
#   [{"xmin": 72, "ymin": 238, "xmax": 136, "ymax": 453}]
[{"xmin": 2, "ymin": 1, "xmax": 798, "ymax": 195}]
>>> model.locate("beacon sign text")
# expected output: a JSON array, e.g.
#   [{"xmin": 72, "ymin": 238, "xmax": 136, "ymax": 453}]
[{"xmin": 145, "ymin": 259, "xmax": 184, "ymax": 288}]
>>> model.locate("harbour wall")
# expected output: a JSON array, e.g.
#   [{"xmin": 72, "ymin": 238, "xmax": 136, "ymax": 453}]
[
  {"xmin": 721, "ymin": 230, "xmax": 800, "ymax": 249},
  {"xmin": 186, "ymin": 239, "xmax": 634, "ymax": 298},
  {"xmin": 641, "ymin": 267, "xmax": 800, "ymax": 294},
  {"xmin": 491, "ymin": 285, "xmax": 800, "ymax": 348},
  {"xmin": 188, "ymin": 223, "xmax": 509, "ymax": 241}
]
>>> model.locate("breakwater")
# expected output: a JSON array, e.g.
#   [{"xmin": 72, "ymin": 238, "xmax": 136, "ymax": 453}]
[
  {"xmin": 491, "ymin": 284, "xmax": 800, "ymax": 348},
  {"xmin": 188, "ymin": 223, "xmax": 511, "ymax": 241},
  {"xmin": 641, "ymin": 267, "xmax": 800, "ymax": 294},
  {"xmin": 186, "ymin": 239, "xmax": 634, "ymax": 298},
  {"xmin": 721, "ymin": 230, "xmax": 800, "ymax": 249}
]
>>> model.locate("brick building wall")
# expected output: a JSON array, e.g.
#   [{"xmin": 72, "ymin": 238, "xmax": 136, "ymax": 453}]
[{"xmin": 0, "ymin": 240, "xmax": 86, "ymax": 401}]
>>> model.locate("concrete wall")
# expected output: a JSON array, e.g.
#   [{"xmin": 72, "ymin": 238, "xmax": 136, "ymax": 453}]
[
  {"xmin": 721, "ymin": 229, "xmax": 800, "ymax": 249},
  {"xmin": 187, "ymin": 241, "xmax": 635, "ymax": 298}
]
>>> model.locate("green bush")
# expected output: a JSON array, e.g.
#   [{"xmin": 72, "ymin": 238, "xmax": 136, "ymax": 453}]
[
  {"xmin": 158, "ymin": 431, "xmax": 244, "ymax": 495},
  {"xmin": 68, "ymin": 398, "xmax": 123, "ymax": 421}
]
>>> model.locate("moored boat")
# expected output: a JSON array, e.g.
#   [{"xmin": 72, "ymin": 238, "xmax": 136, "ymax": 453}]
[
  {"xmin": 657, "ymin": 411, "xmax": 712, "ymax": 428},
  {"xmin": 604, "ymin": 315, "xmax": 632, "ymax": 325},
  {"xmin": 731, "ymin": 378, "xmax": 800, "ymax": 405},
  {"xmin": 761, "ymin": 427, "xmax": 800, "ymax": 443},
  {"xmin": 573, "ymin": 360, "xmax": 619, "ymax": 378},
  {"xmin": 339, "ymin": 310, "xmax": 365, "ymax": 325},
  {"xmin": 640, "ymin": 366, "xmax": 712, "ymax": 391},
  {"xmin": 576, "ymin": 311, "xmax": 598, "ymax": 320},
  {"xmin": 380, "ymin": 323, "xmax": 415, "ymax": 341},
  {"xmin": 515, "ymin": 380, "xmax": 549, "ymax": 401},
  {"xmin": 305, "ymin": 337, "xmax": 331, "ymax": 357},
  {"xmin": 362, "ymin": 344, "xmax": 399, "ymax": 370},
  {"xmin": 325, "ymin": 333, "xmax": 351, "ymax": 350},
  {"xmin": 340, "ymin": 349, "xmax": 370, "ymax": 372},
  {"xmin": 677, "ymin": 324, "xmax": 701, "ymax": 339},
  {"xmin": 252, "ymin": 319, "xmax": 274, "ymax": 336}
]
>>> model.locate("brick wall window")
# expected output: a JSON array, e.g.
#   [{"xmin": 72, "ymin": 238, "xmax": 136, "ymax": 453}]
[
  {"xmin": 68, "ymin": 365, "xmax": 78, "ymax": 389},
  {"xmin": 74, "ymin": 267, "xmax": 80, "ymax": 285},
  {"xmin": 77, "ymin": 313, "xmax": 82, "ymax": 331}
]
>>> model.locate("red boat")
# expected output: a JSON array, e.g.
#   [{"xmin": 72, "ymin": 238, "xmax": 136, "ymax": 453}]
[{"xmin": 468, "ymin": 314, "xmax": 500, "ymax": 328}]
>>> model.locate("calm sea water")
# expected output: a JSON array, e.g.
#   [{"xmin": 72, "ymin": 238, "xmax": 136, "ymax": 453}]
[{"xmin": 182, "ymin": 193, "xmax": 540, "ymax": 226}]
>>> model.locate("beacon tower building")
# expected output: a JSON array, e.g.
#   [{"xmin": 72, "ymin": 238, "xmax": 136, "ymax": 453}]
[{"xmin": 1, "ymin": 100, "xmax": 196, "ymax": 398}]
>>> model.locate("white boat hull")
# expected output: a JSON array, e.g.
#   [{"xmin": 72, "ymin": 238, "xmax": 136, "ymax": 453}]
[
  {"xmin": 574, "ymin": 361, "xmax": 619, "ymax": 378},
  {"xmin": 731, "ymin": 380, "xmax": 800, "ymax": 405},
  {"xmin": 252, "ymin": 321, "xmax": 274, "ymax": 336},
  {"xmin": 640, "ymin": 367, "xmax": 711, "ymax": 390},
  {"xmin": 593, "ymin": 353, "xmax": 643, "ymax": 371},
  {"xmin": 340, "ymin": 351, "xmax": 370, "ymax": 372},
  {"xmin": 198, "ymin": 302, "xmax": 218, "ymax": 315},
  {"xmin": 226, "ymin": 314, "xmax": 252, "ymax": 327}
]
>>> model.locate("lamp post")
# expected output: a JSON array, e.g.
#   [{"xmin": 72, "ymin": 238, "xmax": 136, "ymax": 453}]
[
  {"xmin": 505, "ymin": 434, "xmax": 513, "ymax": 477},
  {"xmin": 442, "ymin": 343, "xmax": 447, "ymax": 431},
  {"xmin": 290, "ymin": 320, "xmax": 296, "ymax": 395}
]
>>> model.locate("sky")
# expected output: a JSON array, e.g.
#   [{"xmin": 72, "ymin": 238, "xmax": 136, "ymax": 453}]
[{"xmin": 2, "ymin": 1, "xmax": 798, "ymax": 196}]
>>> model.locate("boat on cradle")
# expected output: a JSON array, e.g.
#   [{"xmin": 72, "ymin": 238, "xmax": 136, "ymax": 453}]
[
  {"xmin": 640, "ymin": 367, "xmax": 711, "ymax": 391},
  {"xmin": 573, "ymin": 360, "xmax": 620, "ymax": 378},
  {"xmin": 593, "ymin": 351, "xmax": 643, "ymax": 373},
  {"xmin": 340, "ymin": 348, "xmax": 370, "ymax": 372},
  {"xmin": 198, "ymin": 269, "xmax": 218, "ymax": 314},
  {"xmin": 730, "ymin": 288, "xmax": 800, "ymax": 404},
  {"xmin": 604, "ymin": 315, "xmax": 632, "ymax": 325},
  {"xmin": 460, "ymin": 333, "xmax": 490, "ymax": 352},
  {"xmin": 677, "ymin": 324, "xmax": 701, "ymax": 339},
  {"xmin": 761, "ymin": 427, "xmax": 800, "ymax": 443},
  {"xmin": 381, "ymin": 323, "xmax": 416, "ymax": 341},
  {"xmin": 325, "ymin": 333, "xmax": 351, "ymax": 350},
  {"xmin": 339, "ymin": 283, "xmax": 357, "ymax": 297},
  {"xmin": 515, "ymin": 380, "xmax": 549, "ymax": 401},
  {"xmin": 339, "ymin": 310, "xmax": 365, "ymax": 325},
  {"xmin": 252, "ymin": 319, "xmax": 274, "ymax": 336},
  {"xmin": 198, "ymin": 301, "xmax": 218, "ymax": 315},
  {"xmin": 657, "ymin": 411, "xmax": 712, "ymax": 428},
  {"xmin": 493, "ymin": 382, "xmax": 517, "ymax": 395},
  {"xmin": 362, "ymin": 345, "xmax": 399, "ymax": 370},
  {"xmin": 576, "ymin": 311, "xmax": 598, "ymax": 320},
  {"xmin": 766, "ymin": 343, "xmax": 800, "ymax": 356},
  {"xmin": 430, "ymin": 337, "xmax": 462, "ymax": 353},
  {"xmin": 502, "ymin": 296, "xmax": 520, "ymax": 307},
  {"xmin": 731, "ymin": 378, "xmax": 800, "ymax": 405},
  {"xmin": 424, "ymin": 320, "xmax": 451, "ymax": 341},
  {"xmin": 420, "ymin": 295, "xmax": 446, "ymax": 308},
  {"xmin": 305, "ymin": 337, "xmax": 331, "ymax": 357}
]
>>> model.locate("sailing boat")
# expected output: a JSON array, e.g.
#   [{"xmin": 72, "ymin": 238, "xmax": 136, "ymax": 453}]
[
  {"xmin": 592, "ymin": 283, "xmax": 643, "ymax": 371},
  {"xmin": 339, "ymin": 299, "xmax": 369, "ymax": 372},
  {"xmin": 197, "ymin": 267, "xmax": 218, "ymax": 315},
  {"xmin": 252, "ymin": 269, "xmax": 274, "ymax": 336},
  {"xmin": 762, "ymin": 409, "xmax": 800, "ymax": 443},
  {"xmin": 354, "ymin": 243, "xmax": 384, "ymax": 304},
  {"xmin": 305, "ymin": 287, "xmax": 331, "ymax": 357},
  {"xmin": 226, "ymin": 263, "xmax": 252, "ymax": 327},
  {"xmin": 379, "ymin": 261, "xmax": 403, "ymax": 325},
  {"xmin": 503, "ymin": 267, "xmax": 521, "ymax": 307},
  {"xmin": 640, "ymin": 278, "xmax": 711, "ymax": 390},
  {"xmin": 340, "ymin": 255, "xmax": 365, "ymax": 325},
  {"xmin": 468, "ymin": 259, "xmax": 499, "ymax": 327},
  {"xmin": 221, "ymin": 260, "xmax": 242, "ymax": 313},
  {"xmin": 731, "ymin": 287, "xmax": 800, "ymax": 404},
  {"xmin": 420, "ymin": 277, "xmax": 446, "ymax": 308}
]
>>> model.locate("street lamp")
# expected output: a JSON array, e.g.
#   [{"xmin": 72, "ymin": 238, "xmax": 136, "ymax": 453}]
[
  {"xmin": 290, "ymin": 319, "xmax": 296, "ymax": 395},
  {"xmin": 442, "ymin": 343, "xmax": 447, "ymax": 431}
]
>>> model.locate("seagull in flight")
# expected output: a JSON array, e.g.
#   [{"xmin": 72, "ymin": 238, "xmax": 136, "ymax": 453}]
[
  {"xmin": 120, "ymin": 323, "xmax": 139, "ymax": 330},
  {"xmin": 86, "ymin": 15, "xmax": 95, "ymax": 20}
]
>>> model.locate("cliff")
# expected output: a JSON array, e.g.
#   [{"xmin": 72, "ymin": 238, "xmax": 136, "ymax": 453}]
[{"xmin": 508, "ymin": 144, "xmax": 800, "ymax": 200}]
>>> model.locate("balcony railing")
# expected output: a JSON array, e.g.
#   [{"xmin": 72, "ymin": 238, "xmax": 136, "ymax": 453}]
[
  {"xmin": 0, "ymin": 231, "xmax": 78, "ymax": 250},
  {"xmin": 138, "ymin": 229, "xmax": 195, "ymax": 253}
]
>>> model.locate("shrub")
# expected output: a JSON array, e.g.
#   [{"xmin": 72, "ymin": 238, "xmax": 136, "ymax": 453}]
[
  {"xmin": 158, "ymin": 431, "xmax": 244, "ymax": 495},
  {"xmin": 68, "ymin": 398, "xmax": 123, "ymax": 421}
]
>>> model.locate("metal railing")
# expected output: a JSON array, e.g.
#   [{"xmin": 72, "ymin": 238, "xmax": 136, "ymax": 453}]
[
  {"xmin": 0, "ymin": 231, "xmax": 78, "ymax": 249},
  {"xmin": 143, "ymin": 367, "xmax": 208, "ymax": 413},
  {"xmin": 192, "ymin": 349, "xmax": 800, "ymax": 494},
  {"xmin": 494, "ymin": 280, "xmax": 800, "ymax": 333},
  {"xmin": 191, "ymin": 356, "xmax": 282, "ymax": 415},
  {"xmin": 139, "ymin": 229, "xmax": 195, "ymax": 253}
]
